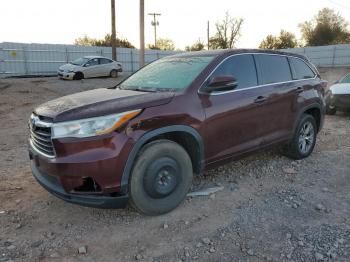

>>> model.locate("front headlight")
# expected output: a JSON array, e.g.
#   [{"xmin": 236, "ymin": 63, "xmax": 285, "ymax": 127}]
[
  {"xmin": 68, "ymin": 70, "xmax": 74, "ymax": 73},
  {"xmin": 52, "ymin": 109, "xmax": 141, "ymax": 139}
]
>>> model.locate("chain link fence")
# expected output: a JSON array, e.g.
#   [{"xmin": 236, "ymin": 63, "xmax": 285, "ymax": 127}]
[
  {"xmin": 1, "ymin": 42, "xmax": 349, "ymax": 78},
  {"xmin": 0, "ymin": 42, "xmax": 178, "ymax": 77}
]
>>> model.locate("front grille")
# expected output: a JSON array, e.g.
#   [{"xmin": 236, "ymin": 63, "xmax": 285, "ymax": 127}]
[{"xmin": 29, "ymin": 114, "xmax": 55, "ymax": 157}]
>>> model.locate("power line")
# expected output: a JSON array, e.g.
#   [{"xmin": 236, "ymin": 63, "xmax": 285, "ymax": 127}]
[{"xmin": 327, "ymin": 0, "xmax": 350, "ymax": 10}]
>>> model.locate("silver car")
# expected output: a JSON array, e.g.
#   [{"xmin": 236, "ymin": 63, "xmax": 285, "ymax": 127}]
[
  {"xmin": 326, "ymin": 73, "xmax": 350, "ymax": 114},
  {"xmin": 58, "ymin": 56, "xmax": 123, "ymax": 80}
]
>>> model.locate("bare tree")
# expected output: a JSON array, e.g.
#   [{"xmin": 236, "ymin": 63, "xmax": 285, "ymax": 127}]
[{"xmin": 209, "ymin": 12, "xmax": 243, "ymax": 49}]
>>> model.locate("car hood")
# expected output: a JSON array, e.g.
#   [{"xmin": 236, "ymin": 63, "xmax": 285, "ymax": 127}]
[
  {"xmin": 34, "ymin": 88, "xmax": 175, "ymax": 122},
  {"xmin": 59, "ymin": 63, "xmax": 81, "ymax": 72},
  {"xmin": 330, "ymin": 83, "xmax": 350, "ymax": 95}
]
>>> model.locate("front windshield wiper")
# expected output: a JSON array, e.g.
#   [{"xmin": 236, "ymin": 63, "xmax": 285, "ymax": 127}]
[{"xmin": 122, "ymin": 86, "xmax": 157, "ymax": 92}]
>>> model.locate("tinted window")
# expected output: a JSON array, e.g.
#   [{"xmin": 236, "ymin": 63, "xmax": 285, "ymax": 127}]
[
  {"xmin": 289, "ymin": 57, "xmax": 315, "ymax": 80},
  {"xmin": 256, "ymin": 54, "xmax": 292, "ymax": 84},
  {"xmin": 209, "ymin": 54, "xmax": 258, "ymax": 90},
  {"xmin": 340, "ymin": 74, "xmax": 350, "ymax": 83},
  {"xmin": 99, "ymin": 58, "xmax": 112, "ymax": 64}
]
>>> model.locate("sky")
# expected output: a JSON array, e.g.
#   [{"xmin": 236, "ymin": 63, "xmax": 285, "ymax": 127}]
[{"xmin": 1, "ymin": 0, "xmax": 350, "ymax": 49}]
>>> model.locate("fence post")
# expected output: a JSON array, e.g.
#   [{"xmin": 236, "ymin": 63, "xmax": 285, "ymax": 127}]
[
  {"xmin": 100, "ymin": 48, "xmax": 103, "ymax": 57},
  {"xmin": 65, "ymin": 47, "xmax": 69, "ymax": 63},
  {"xmin": 332, "ymin": 46, "xmax": 336, "ymax": 67},
  {"xmin": 130, "ymin": 49, "xmax": 134, "ymax": 73},
  {"xmin": 23, "ymin": 46, "xmax": 28, "ymax": 75}
]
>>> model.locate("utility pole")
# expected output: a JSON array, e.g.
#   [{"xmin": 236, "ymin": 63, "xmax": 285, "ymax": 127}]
[
  {"xmin": 139, "ymin": 0, "xmax": 145, "ymax": 67},
  {"xmin": 148, "ymin": 13, "xmax": 161, "ymax": 48},
  {"xmin": 207, "ymin": 20, "xmax": 210, "ymax": 50},
  {"xmin": 111, "ymin": 0, "xmax": 117, "ymax": 60}
]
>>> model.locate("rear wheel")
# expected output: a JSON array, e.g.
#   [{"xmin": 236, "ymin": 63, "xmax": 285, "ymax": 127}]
[
  {"xmin": 73, "ymin": 72, "xmax": 84, "ymax": 80},
  {"xmin": 110, "ymin": 69, "xmax": 118, "ymax": 78},
  {"xmin": 283, "ymin": 114, "xmax": 317, "ymax": 160},
  {"xmin": 129, "ymin": 139, "xmax": 193, "ymax": 215}
]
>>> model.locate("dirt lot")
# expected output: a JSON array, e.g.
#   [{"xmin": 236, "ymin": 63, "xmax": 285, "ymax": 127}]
[{"xmin": 0, "ymin": 75, "xmax": 349, "ymax": 262}]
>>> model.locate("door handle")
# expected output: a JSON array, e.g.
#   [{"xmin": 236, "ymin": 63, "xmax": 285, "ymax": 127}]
[
  {"xmin": 295, "ymin": 87, "xmax": 303, "ymax": 93},
  {"xmin": 254, "ymin": 96, "xmax": 267, "ymax": 103}
]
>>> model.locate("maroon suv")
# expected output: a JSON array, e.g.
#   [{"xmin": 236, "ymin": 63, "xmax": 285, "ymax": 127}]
[{"xmin": 29, "ymin": 49, "xmax": 326, "ymax": 215}]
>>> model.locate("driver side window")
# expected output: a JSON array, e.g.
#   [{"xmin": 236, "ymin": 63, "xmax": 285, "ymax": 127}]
[{"xmin": 209, "ymin": 54, "xmax": 258, "ymax": 90}]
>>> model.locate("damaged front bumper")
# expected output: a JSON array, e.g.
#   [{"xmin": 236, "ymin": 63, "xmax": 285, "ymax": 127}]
[{"xmin": 30, "ymin": 160, "xmax": 129, "ymax": 208}]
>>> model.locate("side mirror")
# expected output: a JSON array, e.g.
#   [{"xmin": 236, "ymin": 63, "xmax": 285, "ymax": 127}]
[
  {"xmin": 84, "ymin": 63, "xmax": 90, "ymax": 67},
  {"xmin": 205, "ymin": 75, "xmax": 238, "ymax": 93}
]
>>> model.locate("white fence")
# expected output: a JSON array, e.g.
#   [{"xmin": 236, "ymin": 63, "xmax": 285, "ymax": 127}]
[
  {"xmin": 1, "ymin": 42, "xmax": 350, "ymax": 77},
  {"xmin": 0, "ymin": 42, "xmax": 178, "ymax": 77},
  {"xmin": 282, "ymin": 44, "xmax": 350, "ymax": 67}
]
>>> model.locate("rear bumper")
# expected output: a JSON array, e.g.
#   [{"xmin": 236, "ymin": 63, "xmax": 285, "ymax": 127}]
[{"xmin": 31, "ymin": 160, "xmax": 129, "ymax": 208}]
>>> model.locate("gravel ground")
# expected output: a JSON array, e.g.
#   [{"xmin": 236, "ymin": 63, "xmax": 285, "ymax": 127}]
[{"xmin": 0, "ymin": 76, "xmax": 349, "ymax": 262}]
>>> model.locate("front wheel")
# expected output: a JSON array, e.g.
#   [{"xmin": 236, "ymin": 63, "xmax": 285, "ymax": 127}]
[
  {"xmin": 129, "ymin": 139, "xmax": 193, "ymax": 215},
  {"xmin": 326, "ymin": 104, "xmax": 337, "ymax": 115},
  {"xmin": 283, "ymin": 114, "xmax": 317, "ymax": 160},
  {"xmin": 73, "ymin": 72, "xmax": 84, "ymax": 80}
]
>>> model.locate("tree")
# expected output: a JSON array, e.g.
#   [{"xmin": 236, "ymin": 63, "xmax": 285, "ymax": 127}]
[
  {"xmin": 259, "ymin": 30, "xmax": 299, "ymax": 49},
  {"xmin": 299, "ymin": 8, "xmax": 350, "ymax": 46},
  {"xmin": 147, "ymin": 38, "xmax": 176, "ymax": 51},
  {"xmin": 185, "ymin": 40, "xmax": 205, "ymax": 51},
  {"xmin": 209, "ymin": 12, "xmax": 243, "ymax": 49},
  {"xmin": 74, "ymin": 34, "xmax": 135, "ymax": 48},
  {"xmin": 259, "ymin": 35, "xmax": 279, "ymax": 50}
]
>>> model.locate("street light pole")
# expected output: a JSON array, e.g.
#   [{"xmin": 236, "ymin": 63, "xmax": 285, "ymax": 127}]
[
  {"xmin": 111, "ymin": 0, "xmax": 117, "ymax": 60},
  {"xmin": 139, "ymin": 0, "xmax": 145, "ymax": 67},
  {"xmin": 148, "ymin": 13, "xmax": 161, "ymax": 48}
]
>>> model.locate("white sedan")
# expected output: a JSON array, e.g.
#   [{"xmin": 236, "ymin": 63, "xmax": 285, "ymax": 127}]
[
  {"xmin": 58, "ymin": 56, "xmax": 123, "ymax": 80},
  {"xmin": 325, "ymin": 73, "xmax": 350, "ymax": 114}
]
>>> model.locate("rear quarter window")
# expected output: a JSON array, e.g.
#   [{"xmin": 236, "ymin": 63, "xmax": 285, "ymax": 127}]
[
  {"xmin": 289, "ymin": 57, "xmax": 315, "ymax": 80},
  {"xmin": 255, "ymin": 54, "xmax": 292, "ymax": 84}
]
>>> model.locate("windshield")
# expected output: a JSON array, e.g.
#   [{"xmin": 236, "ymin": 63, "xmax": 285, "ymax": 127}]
[
  {"xmin": 71, "ymin": 57, "xmax": 90, "ymax": 66},
  {"xmin": 340, "ymin": 74, "xmax": 350, "ymax": 83},
  {"xmin": 120, "ymin": 56, "xmax": 215, "ymax": 91}
]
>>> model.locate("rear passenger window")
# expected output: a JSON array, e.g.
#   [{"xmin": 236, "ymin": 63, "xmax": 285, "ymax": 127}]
[
  {"xmin": 289, "ymin": 57, "xmax": 315, "ymax": 80},
  {"xmin": 99, "ymin": 58, "xmax": 113, "ymax": 64},
  {"xmin": 256, "ymin": 54, "xmax": 292, "ymax": 84},
  {"xmin": 209, "ymin": 54, "xmax": 258, "ymax": 90}
]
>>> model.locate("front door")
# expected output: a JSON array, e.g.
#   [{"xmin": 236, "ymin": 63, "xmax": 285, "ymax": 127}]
[{"xmin": 202, "ymin": 54, "xmax": 269, "ymax": 164}]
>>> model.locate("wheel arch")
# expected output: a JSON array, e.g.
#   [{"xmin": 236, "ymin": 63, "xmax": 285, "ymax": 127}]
[
  {"xmin": 74, "ymin": 71, "xmax": 84, "ymax": 80},
  {"xmin": 295, "ymin": 103, "xmax": 324, "ymax": 133},
  {"xmin": 120, "ymin": 125, "xmax": 205, "ymax": 193}
]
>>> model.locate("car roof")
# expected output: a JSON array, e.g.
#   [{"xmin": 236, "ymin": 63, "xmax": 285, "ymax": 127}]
[
  {"xmin": 169, "ymin": 49, "xmax": 309, "ymax": 61},
  {"xmin": 83, "ymin": 55, "xmax": 113, "ymax": 59}
]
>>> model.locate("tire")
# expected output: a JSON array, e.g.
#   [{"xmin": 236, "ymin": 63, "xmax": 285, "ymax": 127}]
[
  {"xmin": 283, "ymin": 114, "xmax": 317, "ymax": 160},
  {"xmin": 73, "ymin": 72, "xmax": 84, "ymax": 80},
  {"xmin": 326, "ymin": 104, "xmax": 337, "ymax": 115},
  {"xmin": 110, "ymin": 69, "xmax": 118, "ymax": 78},
  {"xmin": 129, "ymin": 139, "xmax": 193, "ymax": 215}
]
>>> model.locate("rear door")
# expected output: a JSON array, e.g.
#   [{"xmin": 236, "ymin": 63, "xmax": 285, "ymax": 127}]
[
  {"xmin": 253, "ymin": 54, "xmax": 296, "ymax": 144},
  {"xmin": 203, "ymin": 54, "xmax": 269, "ymax": 163},
  {"xmin": 99, "ymin": 58, "xmax": 114, "ymax": 76}
]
